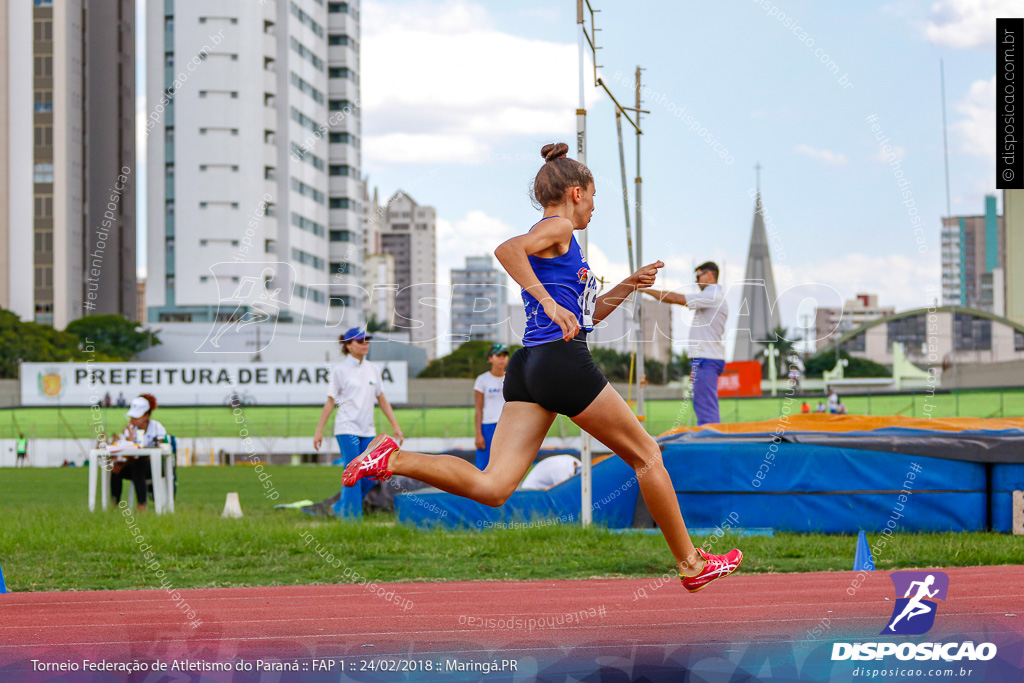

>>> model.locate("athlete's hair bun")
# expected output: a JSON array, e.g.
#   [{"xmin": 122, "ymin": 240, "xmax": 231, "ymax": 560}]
[
  {"xmin": 532, "ymin": 142, "xmax": 593, "ymax": 208},
  {"xmin": 541, "ymin": 142, "xmax": 569, "ymax": 162}
]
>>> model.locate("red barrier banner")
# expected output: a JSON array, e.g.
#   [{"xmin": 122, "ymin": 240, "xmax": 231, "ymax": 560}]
[{"xmin": 717, "ymin": 361, "xmax": 762, "ymax": 397}]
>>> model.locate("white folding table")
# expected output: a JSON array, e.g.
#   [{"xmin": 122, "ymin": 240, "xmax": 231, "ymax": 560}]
[{"xmin": 88, "ymin": 446, "xmax": 175, "ymax": 514}]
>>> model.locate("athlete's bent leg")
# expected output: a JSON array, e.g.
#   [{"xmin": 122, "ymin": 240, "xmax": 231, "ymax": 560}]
[
  {"xmin": 571, "ymin": 384, "xmax": 703, "ymax": 574},
  {"xmin": 388, "ymin": 402, "xmax": 555, "ymax": 507}
]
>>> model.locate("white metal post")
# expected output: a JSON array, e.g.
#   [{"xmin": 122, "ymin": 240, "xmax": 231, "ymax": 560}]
[{"xmin": 577, "ymin": 0, "xmax": 592, "ymax": 527}]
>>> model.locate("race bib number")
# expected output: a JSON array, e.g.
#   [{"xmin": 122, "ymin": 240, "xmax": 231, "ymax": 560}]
[{"xmin": 579, "ymin": 271, "xmax": 599, "ymax": 328}]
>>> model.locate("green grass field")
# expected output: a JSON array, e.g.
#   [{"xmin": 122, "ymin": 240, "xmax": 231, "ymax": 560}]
[
  {"xmin": 3, "ymin": 388, "xmax": 1023, "ymax": 441},
  {"xmin": 0, "ymin": 467, "xmax": 1018, "ymax": 592}
]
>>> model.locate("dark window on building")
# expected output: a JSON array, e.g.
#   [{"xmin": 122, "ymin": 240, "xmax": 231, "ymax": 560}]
[
  {"xmin": 954, "ymin": 313, "xmax": 992, "ymax": 351},
  {"xmin": 1015, "ymin": 329, "xmax": 1024, "ymax": 351},
  {"xmin": 329, "ymin": 229, "xmax": 352, "ymax": 242},
  {"xmin": 887, "ymin": 314, "xmax": 927, "ymax": 354}
]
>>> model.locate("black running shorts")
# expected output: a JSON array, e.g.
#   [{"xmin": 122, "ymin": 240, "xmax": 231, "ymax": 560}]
[{"xmin": 503, "ymin": 333, "xmax": 609, "ymax": 417}]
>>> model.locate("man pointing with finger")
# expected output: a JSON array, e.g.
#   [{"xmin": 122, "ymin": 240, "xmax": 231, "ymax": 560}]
[{"xmin": 643, "ymin": 261, "xmax": 728, "ymax": 425}]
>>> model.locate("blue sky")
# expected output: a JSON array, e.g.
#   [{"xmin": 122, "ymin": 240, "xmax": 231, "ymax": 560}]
[{"xmin": 138, "ymin": 0, "xmax": 1021, "ymax": 352}]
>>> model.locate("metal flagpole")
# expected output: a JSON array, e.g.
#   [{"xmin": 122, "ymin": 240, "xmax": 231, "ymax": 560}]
[
  {"xmin": 576, "ymin": 1, "xmax": 648, "ymax": 524},
  {"xmin": 577, "ymin": 0, "xmax": 593, "ymax": 527},
  {"xmin": 633, "ymin": 66, "xmax": 646, "ymax": 421},
  {"xmin": 617, "ymin": 111, "xmax": 634, "ymax": 273}
]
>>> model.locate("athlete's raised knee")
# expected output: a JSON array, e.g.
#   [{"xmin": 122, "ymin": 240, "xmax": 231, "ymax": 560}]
[
  {"xmin": 479, "ymin": 488, "xmax": 514, "ymax": 507},
  {"xmin": 476, "ymin": 481, "xmax": 517, "ymax": 507}
]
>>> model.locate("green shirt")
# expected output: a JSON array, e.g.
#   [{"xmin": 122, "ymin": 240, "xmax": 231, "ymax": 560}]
[{"xmin": 16, "ymin": 438, "xmax": 27, "ymax": 454}]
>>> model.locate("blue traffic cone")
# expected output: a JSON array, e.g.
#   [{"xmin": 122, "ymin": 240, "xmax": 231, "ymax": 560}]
[
  {"xmin": 853, "ymin": 530, "xmax": 875, "ymax": 572},
  {"xmin": 0, "ymin": 559, "xmax": 7, "ymax": 593}
]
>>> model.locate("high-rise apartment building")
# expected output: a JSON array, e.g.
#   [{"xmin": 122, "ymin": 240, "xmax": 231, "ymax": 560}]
[
  {"xmin": 450, "ymin": 254, "xmax": 506, "ymax": 347},
  {"xmin": 1, "ymin": 0, "xmax": 135, "ymax": 326},
  {"xmin": 1004, "ymin": 190, "xmax": 1024, "ymax": 327},
  {"xmin": 941, "ymin": 195, "xmax": 1005, "ymax": 313},
  {"xmin": 146, "ymin": 0, "xmax": 362, "ymax": 328},
  {"xmin": 377, "ymin": 190, "xmax": 436, "ymax": 359}
]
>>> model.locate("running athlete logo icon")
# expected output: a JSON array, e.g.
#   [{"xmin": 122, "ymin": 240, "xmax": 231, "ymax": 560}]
[
  {"xmin": 577, "ymin": 267, "xmax": 589, "ymax": 283},
  {"xmin": 882, "ymin": 571, "xmax": 949, "ymax": 635}
]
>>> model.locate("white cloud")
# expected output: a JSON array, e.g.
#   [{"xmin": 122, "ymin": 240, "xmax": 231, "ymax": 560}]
[
  {"xmin": 517, "ymin": 7, "xmax": 561, "ymax": 22},
  {"xmin": 435, "ymin": 210, "xmax": 519, "ymax": 295},
  {"xmin": 923, "ymin": 0, "xmax": 1024, "ymax": 49},
  {"xmin": 363, "ymin": 0, "xmax": 492, "ymax": 33},
  {"xmin": 795, "ymin": 252, "xmax": 937, "ymax": 311},
  {"xmin": 366, "ymin": 133, "xmax": 490, "ymax": 164},
  {"xmin": 362, "ymin": 0, "xmax": 598, "ymax": 165},
  {"xmin": 952, "ymin": 76, "xmax": 995, "ymax": 158},
  {"xmin": 793, "ymin": 144, "xmax": 848, "ymax": 166},
  {"xmin": 665, "ymin": 251, "xmax": 937, "ymax": 357}
]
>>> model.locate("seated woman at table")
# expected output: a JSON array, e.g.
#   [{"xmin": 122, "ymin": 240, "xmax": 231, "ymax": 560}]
[{"xmin": 111, "ymin": 394, "xmax": 167, "ymax": 511}]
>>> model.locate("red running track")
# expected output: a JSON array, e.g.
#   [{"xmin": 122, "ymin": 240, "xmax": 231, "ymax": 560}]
[{"xmin": 1, "ymin": 566, "xmax": 1022, "ymax": 680}]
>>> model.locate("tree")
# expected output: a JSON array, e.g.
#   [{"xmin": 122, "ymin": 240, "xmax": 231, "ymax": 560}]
[
  {"xmin": 667, "ymin": 350, "xmax": 691, "ymax": 381},
  {"xmin": 591, "ymin": 348, "xmax": 632, "ymax": 382},
  {"xmin": 756, "ymin": 325, "xmax": 802, "ymax": 378},
  {"xmin": 803, "ymin": 348, "xmax": 890, "ymax": 378},
  {"xmin": 64, "ymin": 314, "xmax": 159, "ymax": 360},
  {"xmin": 417, "ymin": 340, "xmax": 523, "ymax": 378},
  {"xmin": 0, "ymin": 308, "xmax": 116, "ymax": 379},
  {"xmin": 366, "ymin": 314, "xmax": 395, "ymax": 334}
]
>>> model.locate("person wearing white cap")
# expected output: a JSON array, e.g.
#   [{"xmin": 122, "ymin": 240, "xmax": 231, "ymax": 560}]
[
  {"xmin": 111, "ymin": 394, "xmax": 167, "ymax": 510},
  {"xmin": 313, "ymin": 327, "xmax": 404, "ymax": 517}
]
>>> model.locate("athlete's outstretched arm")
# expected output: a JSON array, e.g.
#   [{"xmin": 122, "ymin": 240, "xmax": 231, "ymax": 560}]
[
  {"xmin": 495, "ymin": 218, "xmax": 580, "ymax": 340},
  {"xmin": 592, "ymin": 261, "xmax": 664, "ymax": 323},
  {"xmin": 641, "ymin": 288, "xmax": 687, "ymax": 306}
]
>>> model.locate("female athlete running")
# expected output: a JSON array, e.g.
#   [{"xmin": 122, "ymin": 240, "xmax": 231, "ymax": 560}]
[{"xmin": 344, "ymin": 142, "xmax": 742, "ymax": 591}]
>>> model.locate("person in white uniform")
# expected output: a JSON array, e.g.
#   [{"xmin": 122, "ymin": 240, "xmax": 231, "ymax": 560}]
[
  {"xmin": 314, "ymin": 327, "xmax": 403, "ymax": 517},
  {"xmin": 643, "ymin": 261, "xmax": 729, "ymax": 425},
  {"xmin": 473, "ymin": 344, "xmax": 509, "ymax": 470}
]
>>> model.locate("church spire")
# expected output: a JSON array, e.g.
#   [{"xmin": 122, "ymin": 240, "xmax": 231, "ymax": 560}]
[{"xmin": 732, "ymin": 184, "xmax": 782, "ymax": 361}]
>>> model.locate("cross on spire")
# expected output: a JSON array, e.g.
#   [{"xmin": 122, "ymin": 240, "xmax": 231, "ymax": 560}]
[{"xmin": 755, "ymin": 162, "xmax": 762, "ymax": 193}]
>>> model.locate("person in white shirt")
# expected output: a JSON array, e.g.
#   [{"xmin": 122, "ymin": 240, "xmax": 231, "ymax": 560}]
[
  {"xmin": 473, "ymin": 344, "xmax": 509, "ymax": 470},
  {"xmin": 112, "ymin": 394, "xmax": 168, "ymax": 511},
  {"xmin": 643, "ymin": 261, "xmax": 729, "ymax": 425},
  {"xmin": 314, "ymin": 327, "xmax": 403, "ymax": 516},
  {"xmin": 827, "ymin": 388, "xmax": 840, "ymax": 414},
  {"xmin": 520, "ymin": 454, "xmax": 582, "ymax": 490}
]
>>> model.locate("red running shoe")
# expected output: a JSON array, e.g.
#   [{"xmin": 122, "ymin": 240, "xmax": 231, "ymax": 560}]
[
  {"xmin": 680, "ymin": 548, "xmax": 743, "ymax": 593},
  {"xmin": 342, "ymin": 434, "xmax": 399, "ymax": 487}
]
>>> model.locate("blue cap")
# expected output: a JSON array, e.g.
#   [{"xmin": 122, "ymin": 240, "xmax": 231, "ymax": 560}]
[{"xmin": 341, "ymin": 327, "xmax": 372, "ymax": 343}]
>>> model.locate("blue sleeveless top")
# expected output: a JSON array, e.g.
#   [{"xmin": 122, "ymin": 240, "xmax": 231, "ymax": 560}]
[{"xmin": 521, "ymin": 218, "xmax": 599, "ymax": 346}]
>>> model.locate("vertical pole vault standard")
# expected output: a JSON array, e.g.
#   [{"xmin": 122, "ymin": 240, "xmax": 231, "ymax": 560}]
[
  {"xmin": 617, "ymin": 111, "xmax": 634, "ymax": 273},
  {"xmin": 577, "ymin": 0, "xmax": 593, "ymax": 527},
  {"xmin": 633, "ymin": 66, "xmax": 646, "ymax": 421}
]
